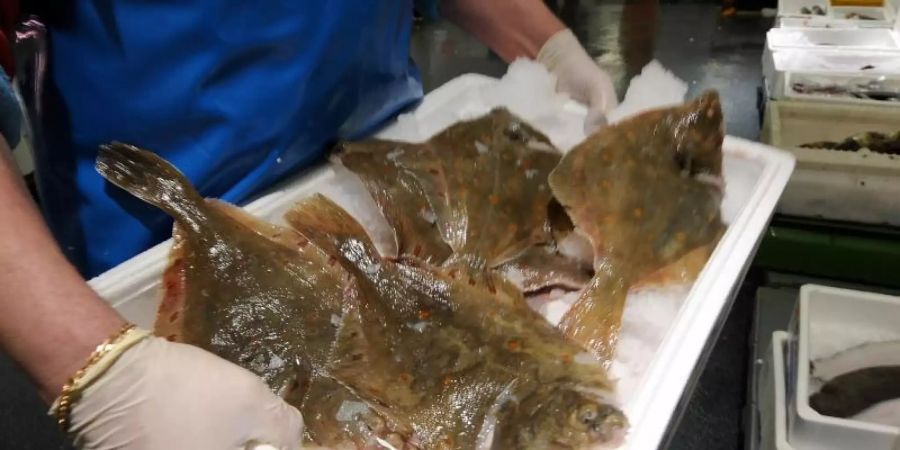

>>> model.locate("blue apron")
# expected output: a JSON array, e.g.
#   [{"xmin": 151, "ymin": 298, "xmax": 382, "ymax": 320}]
[{"xmin": 38, "ymin": 1, "xmax": 430, "ymax": 277}]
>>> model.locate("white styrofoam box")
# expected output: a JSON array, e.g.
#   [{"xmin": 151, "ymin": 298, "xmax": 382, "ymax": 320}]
[
  {"xmin": 761, "ymin": 47, "xmax": 900, "ymax": 102},
  {"xmin": 89, "ymin": 73, "xmax": 795, "ymax": 450},
  {"xmin": 767, "ymin": 28, "xmax": 900, "ymax": 51},
  {"xmin": 760, "ymin": 331, "xmax": 795, "ymax": 450},
  {"xmin": 788, "ymin": 285, "xmax": 900, "ymax": 450},
  {"xmin": 780, "ymin": 71, "xmax": 900, "ymax": 105},
  {"xmin": 761, "ymin": 99, "xmax": 900, "ymax": 225},
  {"xmin": 776, "ymin": 0, "xmax": 896, "ymax": 28}
]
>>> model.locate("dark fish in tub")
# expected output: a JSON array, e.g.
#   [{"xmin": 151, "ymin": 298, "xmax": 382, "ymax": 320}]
[
  {"xmin": 285, "ymin": 194, "xmax": 627, "ymax": 449},
  {"xmin": 548, "ymin": 91, "xmax": 726, "ymax": 364},
  {"xmin": 97, "ymin": 144, "xmax": 627, "ymax": 449},
  {"xmin": 338, "ymin": 108, "xmax": 590, "ymax": 293},
  {"xmin": 810, "ymin": 366, "xmax": 900, "ymax": 419},
  {"xmin": 96, "ymin": 143, "xmax": 413, "ymax": 447},
  {"xmin": 800, "ymin": 130, "xmax": 900, "ymax": 155}
]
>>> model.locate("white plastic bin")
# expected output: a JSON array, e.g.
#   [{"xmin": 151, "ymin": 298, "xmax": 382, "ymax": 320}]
[
  {"xmin": 788, "ymin": 285, "xmax": 900, "ymax": 450},
  {"xmin": 88, "ymin": 73, "xmax": 795, "ymax": 450},
  {"xmin": 761, "ymin": 99, "xmax": 900, "ymax": 225},
  {"xmin": 760, "ymin": 331, "xmax": 796, "ymax": 450}
]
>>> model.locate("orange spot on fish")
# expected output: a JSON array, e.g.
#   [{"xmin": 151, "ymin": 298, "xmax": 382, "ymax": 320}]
[
  {"xmin": 489, "ymin": 195, "xmax": 500, "ymax": 205},
  {"xmin": 327, "ymin": 255, "xmax": 337, "ymax": 266},
  {"xmin": 297, "ymin": 238, "xmax": 308, "ymax": 248},
  {"xmin": 166, "ymin": 334, "xmax": 177, "ymax": 342},
  {"xmin": 448, "ymin": 269, "xmax": 458, "ymax": 279},
  {"xmin": 442, "ymin": 375, "xmax": 453, "ymax": 387},
  {"xmin": 399, "ymin": 373, "xmax": 413, "ymax": 383},
  {"xmin": 506, "ymin": 339, "xmax": 521, "ymax": 352},
  {"xmin": 418, "ymin": 309, "xmax": 431, "ymax": 320},
  {"xmin": 429, "ymin": 168, "xmax": 439, "ymax": 175},
  {"xmin": 413, "ymin": 244, "xmax": 422, "ymax": 257},
  {"xmin": 562, "ymin": 354, "xmax": 574, "ymax": 364},
  {"xmin": 675, "ymin": 232, "xmax": 687, "ymax": 242}
]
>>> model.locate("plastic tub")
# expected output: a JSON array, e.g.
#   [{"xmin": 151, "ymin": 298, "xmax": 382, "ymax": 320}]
[
  {"xmin": 788, "ymin": 285, "xmax": 900, "ymax": 450},
  {"xmin": 760, "ymin": 331, "xmax": 796, "ymax": 450},
  {"xmin": 88, "ymin": 73, "xmax": 796, "ymax": 449},
  {"xmin": 767, "ymin": 28, "xmax": 900, "ymax": 50},
  {"xmin": 761, "ymin": 99, "xmax": 900, "ymax": 225}
]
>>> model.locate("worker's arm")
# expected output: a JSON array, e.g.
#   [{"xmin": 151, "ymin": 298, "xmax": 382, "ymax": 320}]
[
  {"xmin": 0, "ymin": 80, "xmax": 302, "ymax": 448},
  {"xmin": 0, "ymin": 135, "xmax": 125, "ymax": 402},
  {"xmin": 442, "ymin": 0, "xmax": 619, "ymax": 131},
  {"xmin": 439, "ymin": 0, "xmax": 565, "ymax": 62}
]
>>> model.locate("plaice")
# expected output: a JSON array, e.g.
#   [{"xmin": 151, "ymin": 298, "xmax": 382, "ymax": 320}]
[
  {"xmin": 339, "ymin": 108, "xmax": 588, "ymax": 294},
  {"xmin": 285, "ymin": 194, "xmax": 627, "ymax": 450},
  {"xmin": 96, "ymin": 143, "xmax": 412, "ymax": 448},
  {"xmin": 548, "ymin": 91, "xmax": 726, "ymax": 365}
]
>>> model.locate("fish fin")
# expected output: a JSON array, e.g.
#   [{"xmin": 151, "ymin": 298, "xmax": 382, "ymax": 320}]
[
  {"xmin": 329, "ymin": 284, "xmax": 421, "ymax": 408},
  {"xmin": 284, "ymin": 194, "xmax": 380, "ymax": 262},
  {"xmin": 206, "ymin": 199, "xmax": 301, "ymax": 249},
  {"xmin": 154, "ymin": 222, "xmax": 187, "ymax": 342},
  {"xmin": 558, "ymin": 267, "xmax": 630, "ymax": 367},
  {"xmin": 497, "ymin": 245, "xmax": 593, "ymax": 293},
  {"xmin": 631, "ymin": 243, "xmax": 714, "ymax": 290},
  {"xmin": 95, "ymin": 142, "xmax": 206, "ymax": 222}
]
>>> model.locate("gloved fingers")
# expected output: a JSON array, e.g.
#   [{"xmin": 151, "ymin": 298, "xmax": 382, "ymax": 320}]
[
  {"xmin": 584, "ymin": 107, "xmax": 609, "ymax": 135},
  {"xmin": 238, "ymin": 381, "xmax": 305, "ymax": 450},
  {"xmin": 584, "ymin": 75, "xmax": 618, "ymax": 134}
]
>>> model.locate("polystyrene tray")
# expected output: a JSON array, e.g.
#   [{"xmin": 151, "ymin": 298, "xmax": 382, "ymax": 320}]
[
  {"xmin": 761, "ymin": 99, "xmax": 900, "ymax": 225},
  {"xmin": 88, "ymin": 73, "xmax": 795, "ymax": 449},
  {"xmin": 767, "ymin": 28, "xmax": 900, "ymax": 51},
  {"xmin": 761, "ymin": 47, "xmax": 900, "ymax": 102},
  {"xmin": 777, "ymin": 0, "xmax": 897, "ymax": 29},
  {"xmin": 759, "ymin": 331, "xmax": 795, "ymax": 450},
  {"xmin": 788, "ymin": 285, "xmax": 900, "ymax": 449}
]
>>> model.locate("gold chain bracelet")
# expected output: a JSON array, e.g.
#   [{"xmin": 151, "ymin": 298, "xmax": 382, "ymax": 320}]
[{"xmin": 53, "ymin": 322, "xmax": 138, "ymax": 433}]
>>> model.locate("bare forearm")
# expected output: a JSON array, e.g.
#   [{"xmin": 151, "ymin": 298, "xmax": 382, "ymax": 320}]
[
  {"xmin": 442, "ymin": 0, "xmax": 565, "ymax": 62},
  {"xmin": 0, "ymin": 141, "xmax": 124, "ymax": 402}
]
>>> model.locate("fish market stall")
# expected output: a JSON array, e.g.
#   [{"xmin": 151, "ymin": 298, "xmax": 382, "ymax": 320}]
[{"xmin": 90, "ymin": 63, "xmax": 793, "ymax": 449}]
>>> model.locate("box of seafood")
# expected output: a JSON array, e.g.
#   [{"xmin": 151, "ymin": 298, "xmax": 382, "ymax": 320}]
[
  {"xmin": 787, "ymin": 285, "xmax": 900, "ymax": 450},
  {"xmin": 776, "ymin": 0, "xmax": 898, "ymax": 28},
  {"xmin": 88, "ymin": 63, "xmax": 794, "ymax": 449},
  {"xmin": 759, "ymin": 331, "xmax": 794, "ymax": 450},
  {"xmin": 760, "ymin": 47, "xmax": 900, "ymax": 104},
  {"xmin": 761, "ymin": 99, "xmax": 900, "ymax": 225}
]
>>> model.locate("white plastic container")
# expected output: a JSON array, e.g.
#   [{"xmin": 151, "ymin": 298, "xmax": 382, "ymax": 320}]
[
  {"xmin": 767, "ymin": 28, "xmax": 900, "ymax": 50},
  {"xmin": 760, "ymin": 331, "xmax": 796, "ymax": 450},
  {"xmin": 788, "ymin": 285, "xmax": 900, "ymax": 450},
  {"xmin": 776, "ymin": 0, "xmax": 897, "ymax": 28},
  {"xmin": 88, "ymin": 73, "xmax": 796, "ymax": 449},
  {"xmin": 761, "ymin": 99, "xmax": 900, "ymax": 225},
  {"xmin": 761, "ymin": 47, "xmax": 900, "ymax": 102}
]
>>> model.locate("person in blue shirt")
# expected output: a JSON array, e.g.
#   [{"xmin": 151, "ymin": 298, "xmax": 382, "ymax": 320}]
[{"xmin": 0, "ymin": 1, "xmax": 616, "ymax": 448}]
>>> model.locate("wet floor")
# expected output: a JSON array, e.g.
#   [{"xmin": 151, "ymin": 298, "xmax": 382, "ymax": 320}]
[{"xmin": 0, "ymin": 2, "xmax": 772, "ymax": 448}]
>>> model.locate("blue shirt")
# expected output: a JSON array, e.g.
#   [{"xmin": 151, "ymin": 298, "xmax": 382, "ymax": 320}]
[{"xmin": 38, "ymin": 1, "xmax": 435, "ymax": 277}]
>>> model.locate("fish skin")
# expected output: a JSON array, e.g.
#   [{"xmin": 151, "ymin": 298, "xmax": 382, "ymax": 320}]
[
  {"xmin": 549, "ymin": 91, "xmax": 726, "ymax": 364},
  {"xmin": 339, "ymin": 140, "xmax": 452, "ymax": 264},
  {"xmin": 810, "ymin": 366, "xmax": 900, "ymax": 418},
  {"xmin": 285, "ymin": 194, "xmax": 626, "ymax": 449},
  {"xmin": 339, "ymin": 108, "xmax": 563, "ymax": 290},
  {"xmin": 96, "ymin": 143, "xmax": 410, "ymax": 448}
]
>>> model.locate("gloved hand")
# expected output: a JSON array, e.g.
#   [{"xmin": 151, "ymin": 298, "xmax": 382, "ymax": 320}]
[
  {"xmin": 55, "ymin": 331, "xmax": 304, "ymax": 450},
  {"xmin": 537, "ymin": 28, "xmax": 619, "ymax": 134}
]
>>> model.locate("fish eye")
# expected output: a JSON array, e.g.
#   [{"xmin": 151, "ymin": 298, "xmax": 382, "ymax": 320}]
[{"xmin": 576, "ymin": 404, "xmax": 599, "ymax": 426}]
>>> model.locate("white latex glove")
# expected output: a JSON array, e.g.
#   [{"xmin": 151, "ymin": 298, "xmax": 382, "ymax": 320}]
[
  {"xmin": 57, "ymin": 333, "xmax": 304, "ymax": 450},
  {"xmin": 537, "ymin": 28, "xmax": 619, "ymax": 134}
]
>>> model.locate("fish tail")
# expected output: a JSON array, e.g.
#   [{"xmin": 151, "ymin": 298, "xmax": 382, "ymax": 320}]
[
  {"xmin": 559, "ymin": 267, "xmax": 631, "ymax": 367},
  {"xmin": 96, "ymin": 142, "xmax": 205, "ymax": 221},
  {"xmin": 284, "ymin": 194, "xmax": 380, "ymax": 263}
]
